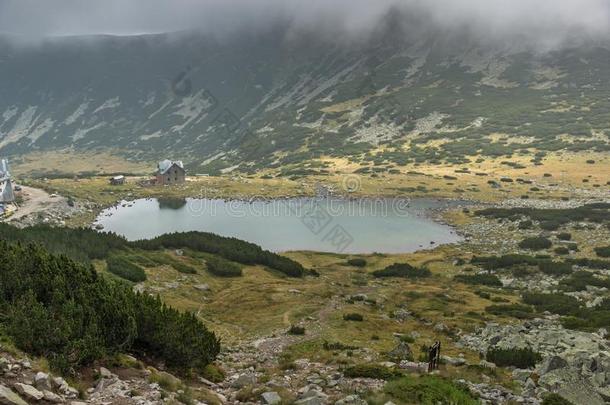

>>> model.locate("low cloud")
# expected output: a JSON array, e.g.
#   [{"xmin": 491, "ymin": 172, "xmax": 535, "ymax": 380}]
[{"xmin": 1, "ymin": 0, "xmax": 609, "ymax": 49}]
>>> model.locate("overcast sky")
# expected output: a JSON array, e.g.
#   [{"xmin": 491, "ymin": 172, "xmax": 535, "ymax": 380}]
[{"xmin": 1, "ymin": 0, "xmax": 609, "ymax": 48}]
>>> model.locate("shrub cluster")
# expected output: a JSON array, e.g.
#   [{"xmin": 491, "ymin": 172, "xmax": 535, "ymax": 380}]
[
  {"xmin": 471, "ymin": 254, "xmax": 541, "ymax": 270},
  {"xmin": 0, "ymin": 224, "xmax": 126, "ymax": 263},
  {"xmin": 0, "ymin": 242, "xmax": 220, "ymax": 373},
  {"xmin": 454, "ymin": 273, "xmax": 502, "ymax": 287},
  {"xmin": 343, "ymin": 364, "xmax": 398, "ymax": 380},
  {"xmin": 205, "ymin": 256, "xmax": 243, "ymax": 277},
  {"xmin": 133, "ymin": 232, "xmax": 304, "ymax": 277},
  {"xmin": 522, "ymin": 293, "xmax": 580, "ymax": 315},
  {"xmin": 347, "ymin": 258, "xmax": 367, "ymax": 267},
  {"xmin": 519, "ymin": 237, "xmax": 552, "ymax": 250},
  {"xmin": 559, "ymin": 271, "xmax": 610, "ymax": 291},
  {"xmin": 382, "ymin": 375, "xmax": 478, "ymax": 405},
  {"xmin": 372, "ymin": 263, "xmax": 431, "ymax": 279},
  {"xmin": 485, "ymin": 347, "xmax": 541, "ymax": 368},
  {"xmin": 343, "ymin": 313, "xmax": 364, "ymax": 321},
  {"xmin": 594, "ymin": 246, "xmax": 610, "ymax": 258},
  {"xmin": 485, "ymin": 304, "xmax": 534, "ymax": 319},
  {"xmin": 475, "ymin": 204, "xmax": 610, "ymax": 226},
  {"xmin": 287, "ymin": 325, "xmax": 305, "ymax": 335},
  {"xmin": 538, "ymin": 261, "xmax": 573, "ymax": 276},
  {"xmin": 106, "ymin": 254, "xmax": 147, "ymax": 282}
]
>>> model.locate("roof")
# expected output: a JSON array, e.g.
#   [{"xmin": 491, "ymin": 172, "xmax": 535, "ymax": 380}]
[
  {"xmin": 158, "ymin": 159, "xmax": 184, "ymax": 175},
  {"xmin": 0, "ymin": 158, "xmax": 9, "ymax": 179},
  {"xmin": 0, "ymin": 179, "xmax": 14, "ymax": 203}
]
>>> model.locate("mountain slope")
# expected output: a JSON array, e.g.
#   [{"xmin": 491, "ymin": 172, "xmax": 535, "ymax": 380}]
[{"xmin": 1, "ymin": 28, "xmax": 609, "ymax": 174}]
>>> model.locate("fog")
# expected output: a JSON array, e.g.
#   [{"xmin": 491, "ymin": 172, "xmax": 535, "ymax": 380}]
[{"xmin": 1, "ymin": 0, "xmax": 609, "ymax": 49}]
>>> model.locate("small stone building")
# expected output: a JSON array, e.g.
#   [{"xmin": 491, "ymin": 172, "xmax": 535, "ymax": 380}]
[
  {"xmin": 156, "ymin": 160, "xmax": 186, "ymax": 185},
  {"xmin": 109, "ymin": 175, "xmax": 126, "ymax": 185}
]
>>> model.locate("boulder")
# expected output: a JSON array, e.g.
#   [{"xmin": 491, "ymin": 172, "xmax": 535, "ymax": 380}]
[
  {"xmin": 441, "ymin": 355, "xmax": 466, "ymax": 366},
  {"xmin": 34, "ymin": 372, "xmax": 52, "ymax": 391},
  {"xmin": 231, "ymin": 373, "xmax": 256, "ymax": 388},
  {"xmin": 13, "ymin": 384, "xmax": 44, "ymax": 401},
  {"xmin": 99, "ymin": 367, "xmax": 113, "ymax": 378},
  {"xmin": 387, "ymin": 342, "xmax": 413, "ymax": 362},
  {"xmin": 399, "ymin": 361, "xmax": 427, "ymax": 373},
  {"xmin": 42, "ymin": 390, "xmax": 63, "ymax": 403},
  {"xmin": 0, "ymin": 385, "xmax": 28, "ymax": 405},
  {"xmin": 261, "ymin": 391, "xmax": 282, "ymax": 405},
  {"xmin": 335, "ymin": 394, "xmax": 367, "ymax": 405},
  {"xmin": 539, "ymin": 356, "xmax": 568, "ymax": 375},
  {"xmin": 295, "ymin": 397, "xmax": 327, "ymax": 405},
  {"xmin": 479, "ymin": 360, "xmax": 496, "ymax": 370}
]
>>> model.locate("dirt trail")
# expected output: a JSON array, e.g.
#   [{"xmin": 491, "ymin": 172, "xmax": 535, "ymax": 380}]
[
  {"xmin": 2, "ymin": 186, "xmax": 69, "ymax": 223},
  {"xmin": 11, "ymin": 186, "xmax": 58, "ymax": 219}
]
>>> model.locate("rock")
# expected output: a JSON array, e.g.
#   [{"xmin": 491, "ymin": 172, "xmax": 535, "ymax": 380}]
[
  {"xmin": 441, "ymin": 355, "xmax": 466, "ymax": 366},
  {"xmin": 52, "ymin": 377, "xmax": 67, "ymax": 389},
  {"xmin": 539, "ymin": 356, "xmax": 568, "ymax": 375},
  {"xmin": 512, "ymin": 368, "xmax": 531, "ymax": 383},
  {"xmin": 261, "ymin": 391, "xmax": 282, "ymax": 405},
  {"xmin": 231, "ymin": 373, "xmax": 256, "ymax": 388},
  {"xmin": 434, "ymin": 322, "xmax": 449, "ymax": 333},
  {"xmin": 479, "ymin": 360, "xmax": 496, "ymax": 369},
  {"xmin": 335, "ymin": 394, "xmax": 367, "ymax": 405},
  {"xmin": 0, "ymin": 358, "xmax": 9, "ymax": 373},
  {"xmin": 193, "ymin": 284, "xmax": 210, "ymax": 291},
  {"xmin": 0, "ymin": 385, "xmax": 28, "ymax": 405},
  {"xmin": 34, "ymin": 371, "xmax": 52, "ymax": 391},
  {"xmin": 13, "ymin": 383, "xmax": 44, "ymax": 401},
  {"xmin": 99, "ymin": 367, "xmax": 113, "ymax": 378},
  {"xmin": 387, "ymin": 342, "xmax": 413, "ymax": 362},
  {"xmin": 42, "ymin": 390, "xmax": 63, "ymax": 403},
  {"xmin": 399, "ymin": 361, "xmax": 427, "ymax": 373},
  {"xmin": 295, "ymin": 397, "xmax": 327, "ymax": 405}
]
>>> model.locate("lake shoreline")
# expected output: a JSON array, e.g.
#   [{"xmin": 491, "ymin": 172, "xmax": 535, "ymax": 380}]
[{"xmin": 94, "ymin": 196, "xmax": 468, "ymax": 254}]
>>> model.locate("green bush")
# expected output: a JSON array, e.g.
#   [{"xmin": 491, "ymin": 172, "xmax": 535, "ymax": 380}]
[
  {"xmin": 343, "ymin": 313, "xmax": 364, "ymax": 321},
  {"xmin": 557, "ymin": 233, "xmax": 572, "ymax": 241},
  {"xmin": 201, "ymin": 363, "xmax": 225, "ymax": 383},
  {"xmin": 0, "ymin": 224, "xmax": 127, "ymax": 263},
  {"xmin": 554, "ymin": 247, "xmax": 570, "ymax": 255},
  {"xmin": 323, "ymin": 341, "xmax": 357, "ymax": 351},
  {"xmin": 472, "ymin": 254, "xmax": 540, "ymax": 270},
  {"xmin": 519, "ymin": 237, "xmax": 552, "ymax": 250},
  {"xmin": 106, "ymin": 255, "xmax": 147, "ymax": 282},
  {"xmin": 454, "ymin": 273, "xmax": 502, "ymax": 287},
  {"xmin": 205, "ymin": 256, "xmax": 243, "ymax": 277},
  {"xmin": 559, "ymin": 271, "xmax": 610, "ymax": 291},
  {"xmin": 541, "ymin": 394, "xmax": 574, "ymax": 405},
  {"xmin": 0, "ymin": 242, "xmax": 220, "ymax": 373},
  {"xmin": 171, "ymin": 261, "xmax": 197, "ymax": 274},
  {"xmin": 381, "ymin": 375, "xmax": 478, "ymax": 405},
  {"xmin": 485, "ymin": 304, "xmax": 534, "ymax": 319},
  {"xmin": 134, "ymin": 231, "xmax": 304, "ymax": 277},
  {"xmin": 538, "ymin": 261, "xmax": 573, "ymax": 276},
  {"xmin": 522, "ymin": 293, "xmax": 580, "ymax": 315},
  {"xmin": 287, "ymin": 325, "xmax": 305, "ymax": 335},
  {"xmin": 594, "ymin": 246, "xmax": 610, "ymax": 258},
  {"xmin": 485, "ymin": 347, "xmax": 541, "ymax": 368},
  {"xmin": 347, "ymin": 258, "xmax": 367, "ymax": 267},
  {"xmin": 372, "ymin": 263, "xmax": 431, "ymax": 279},
  {"xmin": 344, "ymin": 364, "xmax": 398, "ymax": 380}
]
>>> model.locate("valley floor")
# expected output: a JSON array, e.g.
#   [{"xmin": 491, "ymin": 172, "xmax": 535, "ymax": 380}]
[{"xmin": 1, "ymin": 152, "xmax": 609, "ymax": 405}]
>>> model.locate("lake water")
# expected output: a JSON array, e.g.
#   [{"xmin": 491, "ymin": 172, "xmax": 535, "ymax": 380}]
[{"xmin": 95, "ymin": 198, "xmax": 462, "ymax": 254}]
